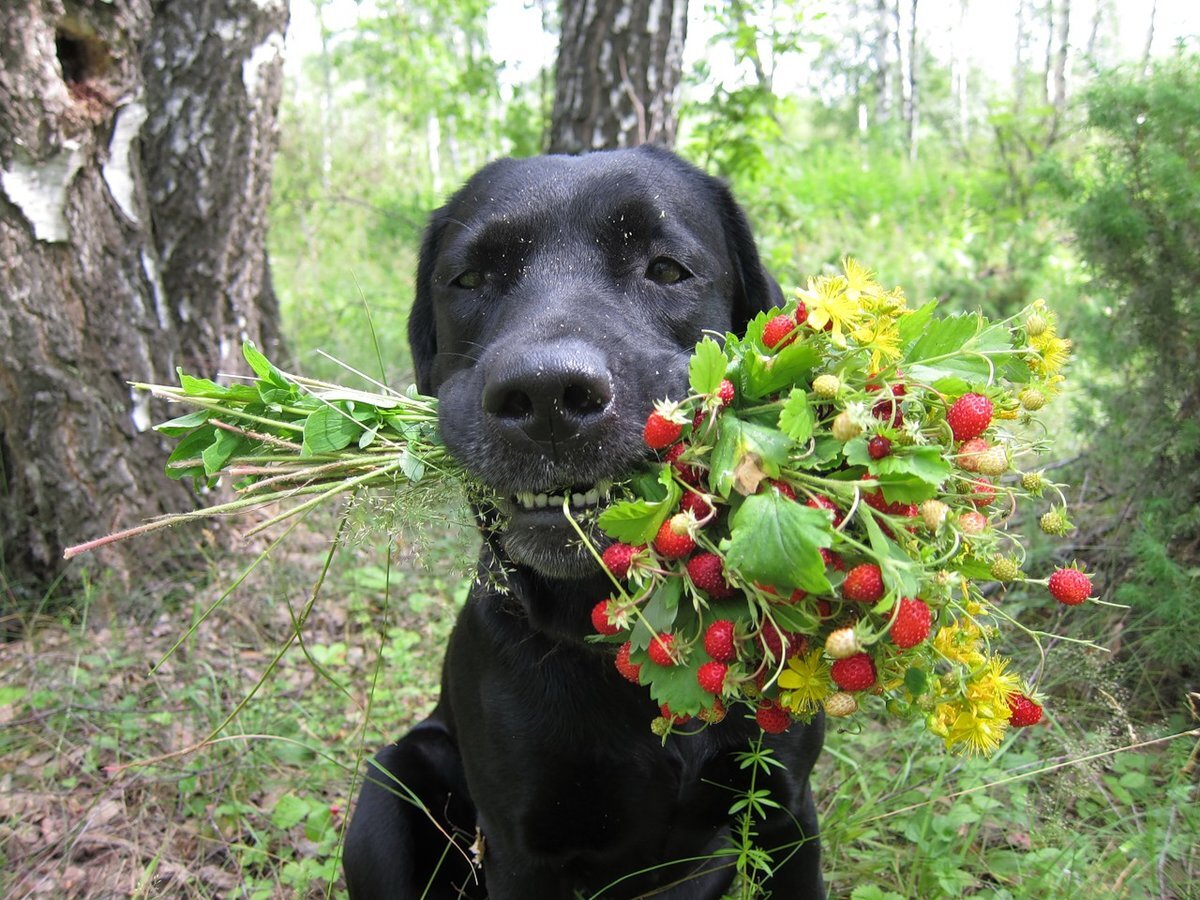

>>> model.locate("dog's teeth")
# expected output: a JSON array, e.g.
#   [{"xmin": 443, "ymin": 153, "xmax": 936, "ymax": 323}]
[
  {"xmin": 534, "ymin": 493, "xmax": 549, "ymax": 508},
  {"xmin": 571, "ymin": 492, "xmax": 586, "ymax": 507},
  {"xmin": 596, "ymin": 479, "xmax": 612, "ymax": 495},
  {"xmin": 583, "ymin": 488, "xmax": 599, "ymax": 505}
]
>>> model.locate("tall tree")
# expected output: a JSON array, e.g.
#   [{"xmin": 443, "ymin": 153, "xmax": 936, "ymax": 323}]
[
  {"xmin": 0, "ymin": 0, "xmax": 287, "ymax": 606},
  {"xmin": 548, "ymin": 0, "xmax": 688, "ymax": 153}
]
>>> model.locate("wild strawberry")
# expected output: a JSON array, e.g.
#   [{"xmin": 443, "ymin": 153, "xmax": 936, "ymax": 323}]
[
  {"xmin": 831, "ymin": 653, "xmax": 877, "ymax": 691},
  {"xmin": 697, "ymin": 661, "xmax": 728, "ymax": 694},
  {"xmin": 958, "ymin": 510, "xmax": 988, "ymax": 535},
  {"xmin": 758, "ymin": 621, "xmax": 794, "ymax": 661},
  {"xmin": 868, "ymin": 435, "xmax": 893, "ymax": 459},
  {"xmin": 824, "ymin": 692, "xmax": 858, "ymax": 718},
  {"xmin": 919, "ymin": 499, "xmax": 949, "ymax": 532},
  {"xmin": 1039, "ymin": 507, "xmax": 1073, "ymax": 535},
  {"xmin": 664, "ymin": 442, "xmax": 704, "ymax": 485},
  {"xmin": 601, "ymin": 542, "xmax": 637, "ymax": 579},
  {"xmin": 1008, "ymin": 693, "xmax": 1044, "ymax": 727},
  {"xmin": 947, "ymin": 392, "xmax": 993, "ymax": 441},
  {"xmin": 832, "ymin": 411, "xmax": 862, "ymax": 441},
  {"xmin": 824, "ymin": 627, "xmax": 861, "ymax": 659},
  {"xmin": 590, "ymin": 600, "xmax": 620, "ymax": 636},
  {"xmin": 660, "ymin": 703, "xmax": 690, "ymax": 725},
  {"xmin": 615, "ymin": 642, "xmax": 641, "ymax": 684},
  {"xmin": 679, "ymin": 491, "xmax": 714, "ymax": 520},
  {"xmin": 1021, "ymin": 470, "xmax": 1046, "ymax": 494},
  {"xmin": 974, "ymin": 445, "xmax": 1008, "ymax": 476},
  {"xmin": 964, "ymin": 478, "xmax": 997, "ymax": 508},
  {"xmin": 704, "ymin": 619, "xmax": 737, "ymax": 663},
  {"xmin": 648, "ymin": 633, "xmax": 677, "ymax": 666},
  {"xmin": 820, "ymin": 547, "xmax": 846, "ymax": 571},
  {"xmin": 794, "ymin": 300, "xmax": 809, "ymax": 325},
  {"xmin": 889, "ymin": 597, "xmax": 932, "ymax": 649},
  {"xmin": 1019, "ymin": 387, "xmax": 1047, "ymax": 411},
  {"xmin": 1048, "ymin": 567, "xmax": 1092, "ymax": 606},
  {"xmin": 762, "ymin": 313, "xmax": 798, "ymax": 349},
  {"xmin": 842, "ymin": 563, "xmax": 884, "ymax": 603},
  {"xmin": 697, "ymin": 699, "xmax": 727, "ymax": 724},
  {"xmin": 643, "ymin": 401, "xmax": 686, "ymax": 450},
  {"xmin": 869, "ymin": 379, "xmax": 906, "ymax": 426},
  {"xmin": 769, "ymin": 479, "xmax": 797, "ymax": 500},
  {"xmin": 687, "ymin": 552, "xmax": 734, "ymax": 599},
  {"xmin": 990, "ymin": 556, "xmax": 1021, "ymax": 582},
  {"xmin": 807, "ymin": 494, "xmax": 845, "ymax": 527},
  {"xmin": 653, "ymin": 513, "xmax": 696, "ymax": 559},
  {"xmin": 812, "ymin": 373, "xmax": 840, "ymax": 398},
  {"xmin": 956, "ymin": 437, "xmax": 990, "ymax": 472},
  {"xmin": 716, "ymin": 379, "xmax": 736, "ymax": 407},
  {"xmin": 755, "ymin": 700, "xmax": 792, "ymax": 734}
]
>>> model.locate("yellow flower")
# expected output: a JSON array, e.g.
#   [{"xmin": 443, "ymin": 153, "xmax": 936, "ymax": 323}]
[
  {"xmin": 852, "ymin": 317, "xmax": 903, "ymax": 371},
  {"xmin": 965, "ymin": 657, "xmax": 1021, "ymax": 713},
  {"xmin": 933, "ymin": 620, "xmax": 987, "ymax": 668},
  {"xmin": 1030, "ymin": 336, "xmax": 1072, "ymax": 378},
  {"xmin": 842, "ymin": 257, "xmax": 884, "ymax": 302},
  {"xmin": 945, "ymin": 704, "xmax": 1009, "ymax": 755},
  {"xmin": 801, "ymin": 275, "xmax": 863, "ymax": 347},
  {"xmin": 778, "ymin": 651, "xmax": 834, "ymax": 716}
]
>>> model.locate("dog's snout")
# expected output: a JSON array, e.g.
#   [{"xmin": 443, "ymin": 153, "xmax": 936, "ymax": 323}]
[{"xmin": 482, "ymin": 342, "xmax": 614, "ymax": 447}]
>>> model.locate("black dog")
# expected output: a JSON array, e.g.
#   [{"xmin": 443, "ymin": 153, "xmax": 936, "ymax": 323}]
[{"xmin": 344, "ymin": 146, "xmax": 825, "ymax": 899}]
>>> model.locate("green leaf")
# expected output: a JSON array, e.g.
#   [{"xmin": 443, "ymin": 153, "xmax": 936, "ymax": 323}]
[
  {"xmin": 897, "ymin": 300, "xmax": 937, "ymax": 349},
  {"xmin": 645, "ymin": 658, "xmax": 712, "ymax": 717},
  {"xmin": 905, "ymin": 313, "xmax": 1019, "ymax": 383},
  {"xmin": 904, "ymin": 666, "xmax": 929, "ymax": 697},
  {"xmin": 176, "ymin": 370, "xmax": 257, "ymax": 402},
  {"xmin": 270, "ymin": 794, "xmax": 310, "ymax": 830},
  {"xmin": 165, "ymin": 428, "xmax": 215, "ymax": 484},
  {"xmin": 791, "ymin": 436, "xmax": 843, "ymax": 470},
  {"xmin": 860, "ymin": 511, "xmax": 921, "ymax": 596},
  {"xmin": 707, "ymin": 417, "xmax": 793, "ymax": 497},
  {"xmin": 724, "ymin": 492, "xmax": 832, "ymax": 593},
  {"xmin": 743, "ymin": 342, "xmax": 822, "ymax": 397},
  {"xmin": 201, "ymin": 428, "xmax": 245, "ymax": 477},
  {"xmin": 301, "ymin": 404, "xmax": 361, "ymax": 455},
  {"xmin": 778, "ymin": 388, "xmax": 814, "ymax": 443},
  {"xmin": 875, "ymin": 473, "xmax": 939, "ymax": 504},
  {"xmin": 872, "ymin": 445, "xmax": 951, "ymax": 488},
  {"xmin": 243, "ymin": 341, "xmax": 291, "ymax": 389},
  {"xmin": 154, "ymin": 409, "xmax": 211, "ymax": 437},
  {"xmin": 630, "ymin": 579, "xmax": 683, "ymax": 650},
  {"xmin": 597, "ymin": 475, "xmax": 681, "ymax": 545},
  {"xmin": 688, "ymin": 337, "xmax": 727, "ymax": 395}
]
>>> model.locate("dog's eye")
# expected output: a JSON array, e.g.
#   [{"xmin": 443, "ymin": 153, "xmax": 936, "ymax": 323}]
[
  {"xmin": 451, "ymin": 270, "xmax": 485, "ymax": 289},
  {"xmin": 645, "ymin": 257, "xmax": 692, "ymax": 285}
]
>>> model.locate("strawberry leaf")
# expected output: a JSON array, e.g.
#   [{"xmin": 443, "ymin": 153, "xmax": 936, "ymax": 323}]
[
  {"xmin": 724, "ymin": 492, "xmax": 832, "ymax": 593},
  {"xmin": 778, "ymin": 387, "xmax": 814, "ymax": 443},
  {"xmin": 743, "ymin": 342, "xmax": 822, "ymax": 397},
  {"xmin": 597, "ymin": 499, "xmax": 665, "ymax": 544},
  {"xmin": 709, "ymin": 418, "xmax": 793, "ymax": 498},
  {"xmin": 630, "ymin": 578, "xmax": 683, "ymax": 650},
  {"xmin": 688, "ymin": 337, "xmax": 727, "ymax": 395},
  {"xmin": 872, "ymin": 445, "xmax": 951, "ymax": 487}
]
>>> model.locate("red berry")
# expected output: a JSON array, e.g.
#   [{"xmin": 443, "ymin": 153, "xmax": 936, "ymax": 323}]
[
  {"xmin": 1008, "ymin": 694, "xmax": 1044, "ymax": 727},
  {"xmin": 686, "ymin": 552, "xmax": 734, "ymax": 599},
  {"xmin": 679, "ymin": 491, "xmax": 714, "ymax": 520},
  {"xmin": 653, "ymin": 514, "xmax": 696, "ymax": 559},
  {"xmin": 1048, "ymin": 567, "xmax": 1092, "ymax": 606},
  {"xmin": 755, "ymin": 700, "xmax": 792, "ymax": 734},
  {"xmin": 964, "ymin": 479, "xmax": 996, "ymax": 508},
  {"xmin": 842, "ymin": 563, "xmax": 885, "ymax": 603},
  {"xmin": 807, "ymin": 494, "xmax": 845, "ymax": 527},
  {"xmin": 716, "ymin": 379, "xmax": 735, "ymax": 407},
  {"xmin": 601, "ymin": 542, "xmax": 637, "ymax": 579},
  {"xmin": 831, "ymin": 653, "xmax": 877, "ymax": 691},
  {"xmin": 762, "ymin": 313, "xmax": 798, "ymax": 349},
  {"xmin": 769, "ymin": 479, "xmax": 797, "ymax": 500},
  {"xmin": 697, "ymin": 661, "xmax": 728, "ymax": 694},
  {"xmin": 947, "ymin": 392, "xmax": 993, "ymax": 442},
  {"xmin": 644, "ymin": 410, "xmax": 683, "ymax": 450},
  {"xmin": 660, "ymin": 703, "xmax": 690, "ymax": 724},
  {"xmin": 820, "ymin": 547, "xmax": 845, "ymax": 571},
  {"xmin": 665, "ymin": 442, "xmax": 703, "ymax": 485},
  {"xmin": 615, "ymin": 642, "xmax": 641, "ymax": 683},
  {"xmin": 704, "ymin": 619, "xmax": 737, "ymax": 662},
  {"xmin": 648, "ymin": 633, "xmax": 677, "ymax": 666},
  {"xmin": 889, "ymin": 597, "xmax": 932, "ymax": 649},
  {"xmin": 867, "ymin": 435, "xmax": 893, "ymax": 459},
  {"xmin": 793, "ymin": 301, "xmax": 809, "ymax": 325},
  {"xmin": 590, "ymin": 599, "xmax": 620, "ymax": 636}
]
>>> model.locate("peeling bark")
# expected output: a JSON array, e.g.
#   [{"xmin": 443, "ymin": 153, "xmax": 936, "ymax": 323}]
[
  {"xmin": 0, "ymin": 0, "xmax": 288, "ymax": 607},
  {"xmin": 548, "ymin": 0, "xmax": 688, "ymax": 154}
]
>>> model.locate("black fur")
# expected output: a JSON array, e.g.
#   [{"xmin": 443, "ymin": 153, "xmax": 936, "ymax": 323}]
[{"xmin": 345, "ymin": 146, "xmax": 824, "ymax": 899}]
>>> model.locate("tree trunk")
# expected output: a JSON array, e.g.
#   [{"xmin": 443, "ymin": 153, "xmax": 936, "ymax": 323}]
[
  {"xmin": 0, "ymin": 0, "xmax": 288, "ymax": 607},
  {"xmin": 900, "ymin": 0, "xmax": 919, "ymax": 160},
  {"xmin": 548, "ymin": 0, "xmax": 688, "ymax": 154},
  {"xmin": 1014, "ymin": 0, "xmax": 1027, "ymax": 115},
  {"xmin": 1141, "ymin": 0, "xmax": 1157, "ymax": 74},
  {"xmin": 873, "ymin": 0, "xmax": 893, "ymax": 125}
]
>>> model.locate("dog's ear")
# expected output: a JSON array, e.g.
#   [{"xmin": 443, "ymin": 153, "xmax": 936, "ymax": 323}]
[
  {"xmin": 715, "ymin": 183, "xmax": 785, "ymax": 332},
  {"xmin": 408, "ymin": 210, "xmax": 447, "ymax": 396}
]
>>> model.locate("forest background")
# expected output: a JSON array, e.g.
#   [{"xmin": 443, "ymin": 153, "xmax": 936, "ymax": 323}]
[{"xmin": 3, "ymin": 0, "xmax": 1199, "ymax": 897}]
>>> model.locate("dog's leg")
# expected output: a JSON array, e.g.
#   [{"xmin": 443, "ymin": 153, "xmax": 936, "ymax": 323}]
[{"xmin": 344, "ymin": 716, "xmax": 484, "ymax": 899}]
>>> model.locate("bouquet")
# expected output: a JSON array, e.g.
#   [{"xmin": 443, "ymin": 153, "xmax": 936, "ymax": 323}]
[{"xmin": 75, "ymin": 260, "xmax": 1090, "ymax": 756}]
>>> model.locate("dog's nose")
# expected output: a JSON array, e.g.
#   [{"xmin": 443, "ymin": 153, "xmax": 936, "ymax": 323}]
[{"xmin": 482, "ymin": 342, "xmax": 614, "ymax": 447}]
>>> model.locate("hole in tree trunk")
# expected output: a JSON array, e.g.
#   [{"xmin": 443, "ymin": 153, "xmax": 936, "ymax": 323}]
[{"xmin": 55, "ymin": 19, "xmax": 111, "ymax": 85}]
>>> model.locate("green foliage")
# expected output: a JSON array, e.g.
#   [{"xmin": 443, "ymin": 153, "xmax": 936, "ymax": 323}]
[{"xmin": 1067, "ymin": 51, "xmax": 1200, "ymax": 670}]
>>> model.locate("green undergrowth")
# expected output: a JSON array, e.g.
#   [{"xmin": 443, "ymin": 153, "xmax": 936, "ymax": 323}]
[{"xmin": 3, "ymin": 521, "xmax": 1196, "ymax": 898}]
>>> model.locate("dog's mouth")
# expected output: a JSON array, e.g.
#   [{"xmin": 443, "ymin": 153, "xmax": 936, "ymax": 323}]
[{"xmin": 503, "ymin": 479, "xmax": 614, "ymax": 515}]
